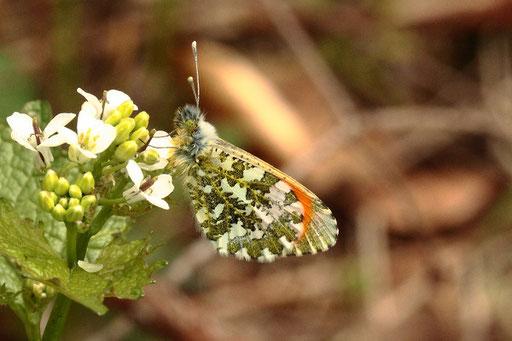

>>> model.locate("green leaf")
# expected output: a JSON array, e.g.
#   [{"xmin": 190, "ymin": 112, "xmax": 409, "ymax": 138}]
[
  {"xmin": 86, "ymin": 215, "xmax": 132, "ymax": 261},
  {"xmin": 0, "ymin": 200, "xmax": 164, "ymax": 315},
  {"xmin": 0, "ymin": 256, "xmax": 23, "ymax": 306},
  {"xmin": 95, "ymin": 233, "xmax": 167, "ymax": 299},
  {"xmin": 0, "ymin": 122, "xmax": 67, "ymax": 255},
  {"xmin": 0, "ymin": 199, "xmax": 69, "ymax": 281}
]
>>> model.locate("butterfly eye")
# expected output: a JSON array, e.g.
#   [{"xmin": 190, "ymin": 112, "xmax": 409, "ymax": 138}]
[{"xmin": 185, "ymin": 119, "xmax": 198, "ymax": 134}]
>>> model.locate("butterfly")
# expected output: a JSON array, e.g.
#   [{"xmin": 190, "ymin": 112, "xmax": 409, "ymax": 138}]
[{"xmin": 169, "ymin": 42, "xmax": 338, "ymax": 262}]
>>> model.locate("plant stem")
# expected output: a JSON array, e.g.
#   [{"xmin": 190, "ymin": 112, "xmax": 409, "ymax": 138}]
[
  {"xmin": 76, "ymin": 177, "xmax": 129, "ymax": 261},
  {"xmin": 101, "ymin": 161, "xmax": 127, "ymax": 175},
  {"xmin": 65, "ymin": 222, "xmax": 78, "ymax": 267},
  {"xmin": 76, "ymin": 205, "xmax": 112, "ymax": 261},
  {"xmin": 42, "ymin": 221, "xmax": 78, "ymax": 341},
  {"xmin": 98, "ymin": 197, "xmax": 126, "ymax": 205},
  {"xmin": 41, "ymin": 294, "xmax": 71, "ymax": 341},
  {"xmin": 92, "ymin": 144, "xmax": 116, "ymax": 180}
]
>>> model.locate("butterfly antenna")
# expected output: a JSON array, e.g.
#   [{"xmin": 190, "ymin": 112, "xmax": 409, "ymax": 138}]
[
  {"xmin": 192, "ymin": 41, "xmax": 200, "ymax": 109},
  {"xmin": 187, "ymin": 76, "xmax": 198, "ymax": 109}
]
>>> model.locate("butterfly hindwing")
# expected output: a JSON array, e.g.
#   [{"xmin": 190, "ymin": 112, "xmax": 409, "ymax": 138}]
[{"xmin": 185, "ymin": 138, "xmax": 338, "ymax": 262}]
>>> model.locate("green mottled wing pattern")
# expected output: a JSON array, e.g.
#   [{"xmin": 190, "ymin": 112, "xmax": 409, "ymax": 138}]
[{"xmin": 185, "ymin": 139, "xmax": 338, "ymax": 262}]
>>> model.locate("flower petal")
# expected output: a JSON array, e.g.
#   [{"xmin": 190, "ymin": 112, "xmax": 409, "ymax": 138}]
[
  {"xmin": 77, "ymin": 88, "xmax": 102, "ymax": 114},
  {"xmin": 57, "ymin": 127, "xmax": 78, "ymax": 145},
  {"xmin": 126, "ymin": 160, "xmax": 143, "ymax": 187},
  {"xmin": 139, "ymin": 158, "xmax": 169, "ymax": 171},
  {"xmin": 77, "ymin": 110, "xmax": 97, "ymax": 134},
  {"xmin": 77, "ymin": 260, "xmax": 103, "ymax": 273},
  {"xmin": 148, "ymin": 174, "xmax": 174, "ymax": 199},
  {"xmin": 39, "ymin": 146, "xmax": 54, "ymax": 167},
  {"xmin": 10, "ymin": 131, "xmax": 36, "ymax": 151},
  {"xmin": 43, "ymin": 113, "xmax": 76, "ymax": 137},
  {"xmin": 123, "ymin": 184, "xmax": 145, "ymax": 203},
  {"xmin": 80, "ymin": 103, "xmax": 100, "ymax": 119},
  {"xmin": 39, "ymin": 134, "xmax": 67, "ymax": 147},
  {"xmin": 69, "ymin": 145, "xmax": 97, "ymax": 163},
  {"xmin": 6, "ymin": 112, "xmax": 34, "ymax": 140},
  {"xmin": 90, "ymin": 123, "xmax": 116, "ymax": 154},
  {"xmin": 142, "ymin": 193, "xmax": 169, "ymax": 210},
  {"xmin": 105, "ymin": 90, "xmax": 132, "ymax": 113}
]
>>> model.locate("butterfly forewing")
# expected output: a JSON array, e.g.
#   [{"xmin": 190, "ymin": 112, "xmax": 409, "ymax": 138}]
[{"xmin": 185, "ymin": 138, "xmax": 338, "ymax": 262}]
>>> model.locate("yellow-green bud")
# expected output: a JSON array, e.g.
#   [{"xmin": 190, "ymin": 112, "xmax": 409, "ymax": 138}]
[
  {"xmin": 38, "ymin": 191, "xmax": 55, "ymax": 212},
  {"xmin": 104, "ymin": 110, "xmax": 122, "ymax": 126},
  {"xmin": 134, "ymin": 111, "xmax": 149, "ymax": 130},
  {"xmin": 65, "ymin": 205, "xmax": 84, "ymax": 222},
  {"xmin": 54, "ymin": 177, "xmax": 70, "ymax": 196},
  {"xmin": 68, "ymin": 184, "xmax": 82, "ymax": 199},
  {"xmin": 81, "ymin": 195, "xmax": 97, "ymax": 211},
  {"xmin": 117, "ymin": 100, "xmax": 135, "ymax": 118},
  {"xmin": 51, "ymin": 204, "xmax": 66, "ymax": 221},
  {"xmin": 114, "ymin": 118, "xmax": 136, "ymax": 144},
  {"xmin": 140, "ymin": 149, "xmax": 160, "ymax": 165},
  {"xmin": 130, "ymin": 127, "xmax": 149, "ymax": 146},
  {"xmin": 42, "ymin": 170, "xmax": 58, "ymax": 191},
  {"xmin": 50, "ymin": 192, "xmax": 59, "ymax": 204},
  {"xmin": 114, "ymin": 141, "xmax": 138, "ymax": 162},
  {"xmin": 58, "ymin": 197, "xmax": 68, "ymax": 209},
  {"xmin": 76, "ymin": 172, "xmax": 95, "ymax": 194},
  {"xmin": 68, "ymin": 198, "xmax": 80, "ymax": 207}
]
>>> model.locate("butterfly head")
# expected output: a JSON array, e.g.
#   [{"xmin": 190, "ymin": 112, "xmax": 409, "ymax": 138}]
[{"xmin": 172, "ymin": 104, "xmax": 218, "ymax": 167}]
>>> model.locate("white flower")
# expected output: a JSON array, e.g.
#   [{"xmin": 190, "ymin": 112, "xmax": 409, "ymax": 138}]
[
  {"xmin": 58, "ymin": 111, "xmax": 116, "ymax": 163},
  {"xmin": 77, "ymin": 88, "xmax": 138, "ymax": 120},
  {"xmin": 123, "ymin": 160, "xmax": 174, "ymax": 210},
  {"xmin": 6, "ymin": 112, "xmax": 75, "ymax": 171},
  {"xmin": 139, "ymin": 130, "xmax": 174, "ymax": 171}
]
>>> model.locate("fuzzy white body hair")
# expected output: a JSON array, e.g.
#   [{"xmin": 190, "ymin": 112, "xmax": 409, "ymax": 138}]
[{"xmin": 172, "ymin": 104, "xmax": 218, "ymax": 170}]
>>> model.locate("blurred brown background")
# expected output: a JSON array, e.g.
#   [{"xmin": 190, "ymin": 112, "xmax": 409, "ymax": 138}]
[{"xmin": 2, "ymin": 0, "xmax": 512, "ymax": 340}]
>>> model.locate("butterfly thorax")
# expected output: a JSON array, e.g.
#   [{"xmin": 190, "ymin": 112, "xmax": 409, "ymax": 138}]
[{"xmin": 172, "ymin": 104, "xmax": 217, "ymax": 170}]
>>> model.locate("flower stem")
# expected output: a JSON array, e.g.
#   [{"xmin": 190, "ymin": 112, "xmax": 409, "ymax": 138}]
[
  {"xmin": 101, "ymin": 161, "xmax": 127, "ymax": 175},
  {"xmin": 92, "ymin": 144, "xmax": 116, "ymax": 180},
  {"xmin": 76, "ymin": 177, "xmax": 129, "ymax": 260},
  {"xmin": 42, "ymin": 222, "xmax": 77, "ymax": 341},
  {"xmin": 41, "ymin": 294, "xmax": 71, "ymax": 341},
  {"xmin": 65, "ymin": 222, "xmax": 78, "ymax": 267},
  {"xmin": 24, "ymin": 317, "xmax": 41, "ymax": 341},
  {"xmin": 98, "ymin": 197, "xmax": 126, "ymax": 205}
]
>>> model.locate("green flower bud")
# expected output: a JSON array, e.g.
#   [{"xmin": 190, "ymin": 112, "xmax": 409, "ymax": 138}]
[
  {"xmin": 130, "ymin": 127, "xmax": 149, "ymax": 146},
  {"xmin": 104, "ymin": 110, "xmax": 122, "ymax": 126},
  {"xmin": 76, "ymin": 172, "xmax": 95, "ymax": 194},
  {"xmin": 58, "ymin": 197, "xmax": 68, "ymax": 209},
  {"xmin": 51, "ymin": 204, "xmax": 66, "ymax": 221},
  {"xmin": 38, "ymin": 191, "xmax": 55, "ymax": 212},
  {"xmin": 117, "ymin": 100, "xmax": 135, "ymax": 118},
  {"xmin": 65, "ymin": 205, "xmax": 84, "ymax": 222},
  {"xmin": 114, "ymin": 141, "xmax": 138, "ymax": 162},
  {"xmin": 42, "ymin": 170, "xmax": 58, "ymax": 191},
  {"xmin": 68, "ymin": 198, "xmax": 80, "ymax": 207},
  {"xmin": 140, "ymin": 149, "xmax": 160, "ymax": 165},
  {"xmin": 68, "ymin": 184, "xmax": 82, "ymax": 199},
  {"xmin": 50, "ymin": 192, "xmax": 59, "ymax": 204},
  {"xmin": 54, "ymin": 177, "xmax": 70, "ymax": 196},
  {"xmin": 114, "ymin": 118, "xmax": 136, "ymax": 144},
  {"xmin": 81, "ymin": 195, "xmax": 97, "ymax": 211},
  {"xmin": 134, "ymin": 111, "xmax": 150, "ymax": 130}
]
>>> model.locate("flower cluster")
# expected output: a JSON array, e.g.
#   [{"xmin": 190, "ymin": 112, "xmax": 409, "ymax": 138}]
[{"xmin": 7, "ymin": 88, "xmax": 175, "ymax": 228}]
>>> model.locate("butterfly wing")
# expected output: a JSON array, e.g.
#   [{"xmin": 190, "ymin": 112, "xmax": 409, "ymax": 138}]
[{"xmin": 185, "ymin": 138, "xmax": 338, "ymax": 262}]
